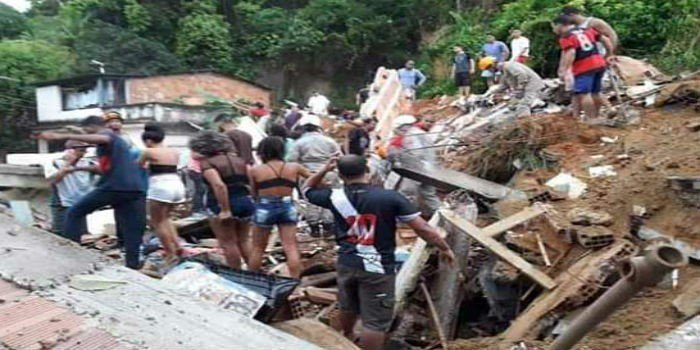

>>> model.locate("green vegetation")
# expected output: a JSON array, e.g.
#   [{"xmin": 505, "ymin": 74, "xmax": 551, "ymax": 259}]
[
  {"xmin": 0, "ymin": 0, "xmax": 698, "ymax": 152},
  {"xmin": 420, "ymin": 0, "xmax": 700, "ymax": 96}
]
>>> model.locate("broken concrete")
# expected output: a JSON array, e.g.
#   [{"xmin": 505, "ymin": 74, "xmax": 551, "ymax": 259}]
[{"xmin": 0, "ymin": 165, "xmax": 48, "ymax": 189}]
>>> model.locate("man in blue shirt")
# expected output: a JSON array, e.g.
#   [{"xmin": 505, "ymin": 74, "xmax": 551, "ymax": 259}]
[
  {"xmin": 303, "ymin": 155, "xmax": 455, "ymax": 350},
  {"xmin": 481, "ymin": 35, "xmax": 511, "ymax": 86},
  {"xmin": 35, "ymin": 116, "xmax": 147, "ymax": 269},
  {"xmin": 452, "ymin": 45, "xmax": 476, "ymax": 98},
  {"xmin": 397, "ymin": 60, "xmax": 427, "ymax": 100}
]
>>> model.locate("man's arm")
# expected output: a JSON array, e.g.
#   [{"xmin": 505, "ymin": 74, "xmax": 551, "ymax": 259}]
[
  {"xmin": 416, "ymin": 70, "xmax": 427, "ymax": 87},
  {"xmin": 72, "ymin": 164, "xmax": 102, "ymax": 174},
  {"xmin": 406, "ymin": 216, "xmax": 455, "ymax": 265},
  {"xmin": 302, "ymin": 157, "xmax": 337, "ymax": 192},
  {"xmin": 592, "ymin": 19, "xmax": 619, "ymax": 52},
  {"xmin": 34, "ymin": 132, "xmax": 110, "ymax": 145},
  {"xmin": 469, "ymin": 58, "xmax": 476, "ymax": 74},
  {"xmin": 560, "ymin": 48, "xmax": 576, "ymax": 90},
  {"xmin": 559, "ymin": 48, "xmax": 575, "ymax": 78}
]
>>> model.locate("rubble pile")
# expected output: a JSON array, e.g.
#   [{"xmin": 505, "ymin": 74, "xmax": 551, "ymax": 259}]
[{"xmin": 387, "ymin": 60, "xmax": 700, "ymax": 349}]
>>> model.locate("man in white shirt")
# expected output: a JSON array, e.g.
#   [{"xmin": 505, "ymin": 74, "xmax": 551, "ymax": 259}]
[
  {"xmin": 307, "ymin": 91, "xmax": 331, "ymax": 117},
  {"xmin": 509, "ymin": 29, "xmax": 530, "ymax": 64},
  {"xmin": 45, "ymin": 140, "xmax": 98, "ymax": 238}
]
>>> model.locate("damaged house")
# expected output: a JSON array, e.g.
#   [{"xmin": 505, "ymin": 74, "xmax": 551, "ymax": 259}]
[{"xmin": 32, "ymin": 71, "xmax": 271, "ymax": 152}]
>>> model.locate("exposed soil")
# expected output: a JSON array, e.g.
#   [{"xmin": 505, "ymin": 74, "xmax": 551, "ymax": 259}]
[
  {"xmin": 508, "ymin": 106, "xmax": 700, "ymax": 243},
  {"xmin": 447, "ymin": 105, "xmax": 700, "ymax": 349}
]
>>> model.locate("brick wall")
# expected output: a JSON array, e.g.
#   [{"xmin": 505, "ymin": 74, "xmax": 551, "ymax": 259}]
[{"xmin": 127, "ymin": 72, "xmax": 271, "ymax": 107}]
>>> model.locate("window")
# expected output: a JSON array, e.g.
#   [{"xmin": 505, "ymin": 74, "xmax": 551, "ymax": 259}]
[{"xmin": 61, "ymin": 78, "xmax": 126, "ymax": 110}]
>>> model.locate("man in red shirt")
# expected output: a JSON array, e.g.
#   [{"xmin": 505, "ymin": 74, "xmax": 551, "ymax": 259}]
[{"xmin": 554, "ymin": 14, "xmax": 612, "ymax": 120}]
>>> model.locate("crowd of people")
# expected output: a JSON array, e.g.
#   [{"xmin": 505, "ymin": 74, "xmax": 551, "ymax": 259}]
[
  {"xmin": 393, "ymin": 6, "xmax": 618, "ymax": 121},
  {"xmin": 28, "ymin": 6, "xmax": 620, "ymax": 349},
  {"xmin": 33, "ymin": 89, "xmax": 452, "ymax": 350}
]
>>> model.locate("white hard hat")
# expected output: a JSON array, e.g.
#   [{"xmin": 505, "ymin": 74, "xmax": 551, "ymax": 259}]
[
  {"xmin": 393, "ymin": 114, "xmax": 417, "ymax": 129},
  {"xmin": 298, "ymin": 114, "xmax": 322, "ymax": 127}
]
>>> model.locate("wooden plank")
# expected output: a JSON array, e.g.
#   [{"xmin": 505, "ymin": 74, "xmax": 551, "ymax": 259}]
[
  {"xmin": 392, "ymin": 161, "xmax": 525, "ymax": 200},
  {"xmin": 481, "ymin": 205, "xmax": 546, "ymax": 237},
  {"xmin": 440, "ymin": 210, "xmax": 557, "ymax": 290}
]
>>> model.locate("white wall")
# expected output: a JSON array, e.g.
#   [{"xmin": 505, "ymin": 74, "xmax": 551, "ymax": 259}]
[{"xmin": 36, "ymin": 85, "xmax": 103, "ymax": 123}]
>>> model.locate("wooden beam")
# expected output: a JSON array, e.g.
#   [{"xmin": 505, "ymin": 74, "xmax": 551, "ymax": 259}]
[
  {"xmin": 481, "ymin": 205, "xmax": 546, "ymax": 237},
  {"xmin": 440, "ymin": 210, "xmax": 557, "ymax": 290},
  {"xmin": 394, "ymin": 213, "xmax": 444, "ymax": 314}
]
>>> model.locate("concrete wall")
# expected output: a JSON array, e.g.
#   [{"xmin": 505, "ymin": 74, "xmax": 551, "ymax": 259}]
[{"xmin": 127, "ymin": 73, "xmax": 271, "ymax": 107}]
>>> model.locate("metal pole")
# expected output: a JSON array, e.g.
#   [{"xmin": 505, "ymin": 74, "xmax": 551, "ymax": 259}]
[{"xmin": 550, "ymin": 245, "xmax": 687, "ymax": 350}]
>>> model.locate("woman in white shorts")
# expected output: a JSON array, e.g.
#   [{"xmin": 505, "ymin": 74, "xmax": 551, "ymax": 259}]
[{"xmin": 139, "ymin": 123, "xmax": 186, "ymax": 260}]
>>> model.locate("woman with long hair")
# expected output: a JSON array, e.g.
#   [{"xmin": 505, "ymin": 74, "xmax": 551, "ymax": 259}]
[
  {"xmin": 139, "ymin": 123, "xmax": 186, "ymax": 260},
  {"xmin": 189, "ymin": 131, "xmax": 254, "ymax": 268},
  {"xmin": 248, "ymin": 136, "xmax": 311, "ymax": 278}
]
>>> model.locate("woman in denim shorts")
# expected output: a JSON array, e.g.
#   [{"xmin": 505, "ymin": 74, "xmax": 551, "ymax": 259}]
[
  {"xmin": 248, "ymin": 136, "xmax": 311, "ymax": 278},
  {"xmin": 189, "ymin": 131, "xmax": 255, "ymax": 269}
]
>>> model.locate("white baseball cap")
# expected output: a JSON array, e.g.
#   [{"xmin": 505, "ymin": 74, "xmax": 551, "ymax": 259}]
[
  {"xmin": 298, "ymin": 114, "xmax": 322, "ymax": 127},
  {"xmin": 392, "ymin": 114, "xmax": 417, "ymax": 129}
]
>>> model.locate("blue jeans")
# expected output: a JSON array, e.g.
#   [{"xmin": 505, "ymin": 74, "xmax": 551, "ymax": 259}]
[
  {"xmin": 205, "ymin": 193, "xmax": 255, "ymax": 220},
  {"xmin": 65, "ymin": 189, "xmax": 146, "ymax": 269},
  {"xmin": 253, "ymin": 196, "xmax": 298, "ymax": 228}
]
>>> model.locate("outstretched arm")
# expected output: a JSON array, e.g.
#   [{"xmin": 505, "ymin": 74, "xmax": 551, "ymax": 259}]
[
  {"xmin": 34, "ymin": 132, "xmax": 110, "ymax": 145},
  {"xmin": 406, "ymin": 216, "xmax": 456, "ymax": 266}
]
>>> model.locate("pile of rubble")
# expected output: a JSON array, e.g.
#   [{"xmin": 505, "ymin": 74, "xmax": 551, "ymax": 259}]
[{"xmin": 370, "ymin": 59, "xmax": 700, "ymax": 349}]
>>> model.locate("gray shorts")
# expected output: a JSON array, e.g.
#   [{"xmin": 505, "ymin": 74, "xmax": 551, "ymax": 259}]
[{"xmin": 336, "ymin": 264, "xmax": 395, "ymax": 332}]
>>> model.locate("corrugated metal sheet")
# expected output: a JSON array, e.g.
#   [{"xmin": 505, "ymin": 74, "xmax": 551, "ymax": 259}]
[{"xmin": 0, "ymin": 281, "xmax": 130, "ymax": 350}]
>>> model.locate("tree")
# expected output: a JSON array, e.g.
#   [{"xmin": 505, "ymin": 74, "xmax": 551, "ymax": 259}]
[
  {"xmin": 175, "ymin": 0, "xmax": 235, "ymax": 72},
  {"xmin": 73, "ymin": 21, "xmax": 183, "ymax": 75},
  {"xmin": 0, "ymin": 40, "xmax": 74, "ymax": 152},
  {"xmin": 0, "ymin": 3, "xmax": 28, "ymax": 39},
  {"xmin": 124, "ymin": 0, "xmax": 152, "ymax": 34}
]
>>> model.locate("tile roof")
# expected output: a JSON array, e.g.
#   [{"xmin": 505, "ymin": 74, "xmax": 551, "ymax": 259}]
[{"xmin": 0, "ymin": 280, "xmax": 131, "ymax": 350}]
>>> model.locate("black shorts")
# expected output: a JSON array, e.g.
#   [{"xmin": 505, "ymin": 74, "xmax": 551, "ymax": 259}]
[
  {"xmin": 455, "ymin": 71, "xmax": 471, "ymax": 87},
  {"xmin": 336, "ymin": 264, "xmax": 395, "ymax": 332}
]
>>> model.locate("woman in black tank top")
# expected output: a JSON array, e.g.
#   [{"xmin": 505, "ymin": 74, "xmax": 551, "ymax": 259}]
[
  {"xmin": 189, "ymin": 131, "xmax": 254, "ymax": 269},
  {"xmin": 247, "ymin": 136, "xmax": 311, "ymax": 278}
]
